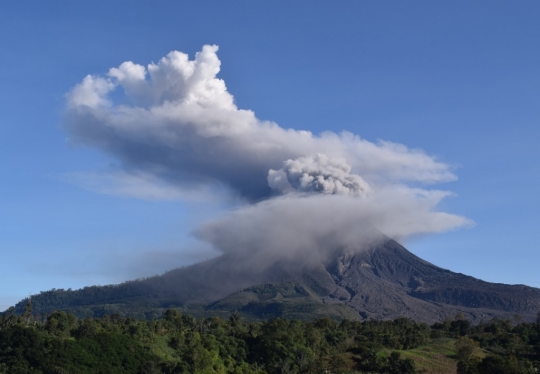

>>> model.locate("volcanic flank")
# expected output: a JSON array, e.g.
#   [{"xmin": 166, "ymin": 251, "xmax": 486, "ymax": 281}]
[
  {"xmin": 12, "ymin": 235, "xmax": 540, "ymax": 323},
  {"xmin": 14, "ymin": 45, "xmax": 538, "ymax": 323}
]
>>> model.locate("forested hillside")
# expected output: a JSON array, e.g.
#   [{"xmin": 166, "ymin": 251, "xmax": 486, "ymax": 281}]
[{"xmin": 1, "ymin": 304, "xmax": 539, "ymax": 373}]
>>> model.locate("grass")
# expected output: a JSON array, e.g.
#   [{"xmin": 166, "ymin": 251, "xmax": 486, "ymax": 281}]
[
  {"xmin": 340, "ymin": 339, "xmax": 459, "ymax": 373},
  {"xmin": 395, "ymin": 338, "xmax": 458, "ymax": 374}
]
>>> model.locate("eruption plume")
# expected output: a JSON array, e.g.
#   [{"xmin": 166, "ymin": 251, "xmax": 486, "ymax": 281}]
[
  {"xmin": 268, "ymin": 154, "xmax": 370, "ymax": 196},
  {"xmin": 64, "ymin": 45, "xmax": 472, "ymax": 265}
]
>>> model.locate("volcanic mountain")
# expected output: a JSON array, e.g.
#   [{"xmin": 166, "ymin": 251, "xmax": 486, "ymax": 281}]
[{"xmin": 11, "ymin": 237, "xmax": 540, "ymax": 323}]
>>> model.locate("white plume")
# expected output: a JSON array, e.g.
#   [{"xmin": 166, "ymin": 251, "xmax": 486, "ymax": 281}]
[{"xmin": 64, "ymin": 45, "xmax": 472, "ymax": 256}]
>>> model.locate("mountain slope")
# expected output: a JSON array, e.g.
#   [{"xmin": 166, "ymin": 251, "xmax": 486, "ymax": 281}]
[
  {"xmin": 316, "ymin": 240, "xmax": 540, "ymax": 322},
  {"xmin": 10, "ymin": 238, "xmax": 540, "ymax": 323}
]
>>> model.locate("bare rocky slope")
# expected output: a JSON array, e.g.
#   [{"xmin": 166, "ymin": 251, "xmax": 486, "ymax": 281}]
[{"xmin": 11, "ymin": 238, "xmax": 540, "ymax": 323}]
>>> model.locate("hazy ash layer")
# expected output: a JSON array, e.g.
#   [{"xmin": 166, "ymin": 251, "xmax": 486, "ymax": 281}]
[{"xmin": 196, "ymin": 194, "xmax": 472, "ymax": 268}]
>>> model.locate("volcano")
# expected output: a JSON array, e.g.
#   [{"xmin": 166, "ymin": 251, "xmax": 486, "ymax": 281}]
[{"xmin": 11, "ymin": 237, "xmax": 540, "ymax": 323}]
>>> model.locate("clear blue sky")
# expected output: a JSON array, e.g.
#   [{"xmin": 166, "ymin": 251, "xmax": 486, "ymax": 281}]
[{"xmin": 1, "ymin": 1, "xmax": 539, "ymax": 311}]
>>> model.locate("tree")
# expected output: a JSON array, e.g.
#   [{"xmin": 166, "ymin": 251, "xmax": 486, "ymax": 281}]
[
  {"xmin": 22, "ymin": 300, "xmax": 33, "ymax": 326},
  {"xmin": 450, "ymin": 318, "xmax": 471, "ymax": 337},
  {"xmin": 45, "ymin": 311, "xmax": 76, "ymax": 337},
  {"xmin": 229, "ymin": 311, "xmax": 241, "ymax": 327},
  {"xmin": 455, "ymin": 336, "xmax": 478, "ymax": 362},
  {"xmin": 328, "ymin": 355, "xmax": 347, "ymax": 373},
  {"xmin": 455, "ymin": 312, "xmax": 466, "ymax": 321},
  {"xmin": 386, "ymin": 351, "xmax": 417, "ymax": 374}
]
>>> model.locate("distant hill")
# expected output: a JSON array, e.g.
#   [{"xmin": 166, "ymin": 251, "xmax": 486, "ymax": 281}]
[{"xmin": 10, "ymin": 238, "xmax": 540, "ymax": 323}]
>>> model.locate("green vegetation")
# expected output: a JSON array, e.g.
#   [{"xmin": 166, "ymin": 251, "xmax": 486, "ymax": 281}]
[{"xmin": 1, "ymin": 304, "xmax": 539, "ymax": 373}]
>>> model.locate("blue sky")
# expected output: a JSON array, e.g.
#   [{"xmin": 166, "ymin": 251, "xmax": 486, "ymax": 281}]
[{"xmin": 1, "ymin": 1, "xmax": 539, "ymax": 311}]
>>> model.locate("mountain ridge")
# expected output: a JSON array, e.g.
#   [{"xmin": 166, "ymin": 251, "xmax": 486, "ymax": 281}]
[{"xmin": 9, "ymin": 237, "xmax": 540, "ymax": 323}]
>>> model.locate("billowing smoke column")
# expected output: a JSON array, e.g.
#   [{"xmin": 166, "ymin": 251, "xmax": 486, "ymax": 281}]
[
  {"xmin": 268, "ymin": 154, "xmax": 370, "ymax": 196},
  {"xmin": 64, "ymin": 45, "xmax": 472, "ymax": 266}
]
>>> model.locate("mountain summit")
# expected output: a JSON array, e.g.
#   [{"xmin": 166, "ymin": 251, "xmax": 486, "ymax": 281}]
[{"xmin": 12, "ymin": 238, "xmax": 540, "ymax": 323}]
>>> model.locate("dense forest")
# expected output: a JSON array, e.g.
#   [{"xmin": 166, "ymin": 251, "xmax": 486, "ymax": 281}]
[{"xmin": 1, "ymin": 304, "xmax": 539, "ymax": 373}]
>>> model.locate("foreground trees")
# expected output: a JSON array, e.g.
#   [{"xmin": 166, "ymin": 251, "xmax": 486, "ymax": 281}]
[{"xmin": 0, "ymin": 308, "xmax": 539, "ymax": 373}]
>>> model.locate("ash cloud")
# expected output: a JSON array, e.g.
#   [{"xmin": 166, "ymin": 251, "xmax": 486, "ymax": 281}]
[
  {"xmin": 268, "ymin": 154, "xmax": 370, "ymax": 196},
  {"xmin": 64, "ymin": 45, "xmax": 472, "ymax": 265},
  {"xmin": 65, "ymin": 45, "xmax": 455, "ymax": 201},
  {"xmin": 195, "ymin": 193, "xmax": 471, "ymax": 269}
]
